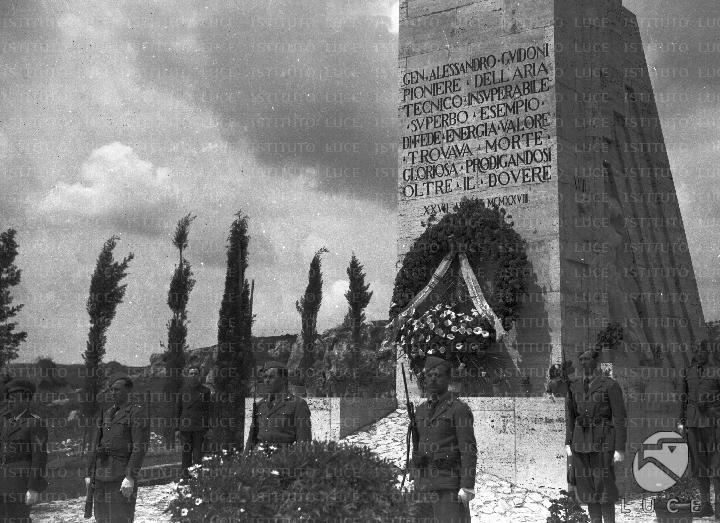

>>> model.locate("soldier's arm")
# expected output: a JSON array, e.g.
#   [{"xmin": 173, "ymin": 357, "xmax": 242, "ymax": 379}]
[
  {"xmin": 295, "ymin": 399, "xmax": 312, "ymax": 443},
  {"xmin": 608, "ymin": 380, "xmax": 627, "ymax": 452},
  {"xmin": 126, "ymin": 406, "xmax": 150, "ymax": 481},
  {"xmin": 565, "ymin": 383, "xmax": 575, "ymax": 446},
  {"xmin": 454, "ymin": 402, "xmax": 477, "ymax": 490},
  {"xmin": 29, "ymin": 417, "xmax": 49, "ymax": 492}
]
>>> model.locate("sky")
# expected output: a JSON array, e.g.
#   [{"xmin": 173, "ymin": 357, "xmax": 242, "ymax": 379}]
[{"xmin": 1, "ymin": 1, "xmax": 718, "ymax": 365}]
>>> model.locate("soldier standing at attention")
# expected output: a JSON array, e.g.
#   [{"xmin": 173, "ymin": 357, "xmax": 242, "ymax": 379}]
[
  {"xmin": 0, "ymin": 379, "xmax": 48, "ymax": 523},
  {"xmin": 246, "ymin": 361, "xmax": 311, "ymax": 450},
  {"xmin": 678, "ymin": 340, "xmax": 720, "ymax": 518},
  {"xmin": 86, "ymin": 375, "xmax": 149, "ymax": 523},
  {"xmin": 411, "ymin": 356, "xmax": 477, "ymax": 523},
  {"xmin": 174, "ymin": 366, "xmax": 213, "ymax": 479},
  {"xmin": 565, "ymin": 350, "xmax": 627, "ymax": 523}
]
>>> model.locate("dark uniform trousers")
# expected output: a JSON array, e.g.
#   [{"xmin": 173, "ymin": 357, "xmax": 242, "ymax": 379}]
[
  {"xmin": 93, "ymin": 481, "xmax": 138, "ymax": 523},
  {"xmin": 0, "ymin": 411, "xmax": 48, "ymax": 523},
  {"xmin": 88, "ymin": 404, "xmax": 149, "ymax": 523},
  {"xmin": 679, "ymin": 364, "xmax": 720, "ymax": 504},
  {"xmin": 565, "ymin": 375, "xmax": 627, "ymax": 507},
  {"xmin": 411, "ymin": 392, "xmax": 477, "ymax": 523},
  {"xmin": 247, "ymin": 394, "xmax": 312, "ymax": 449},
  {"xmin": 175, "ymin": 384, "xmax": 213, "ymax": 476}
]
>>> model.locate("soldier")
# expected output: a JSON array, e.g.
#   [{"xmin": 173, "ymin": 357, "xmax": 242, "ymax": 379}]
[
  {"xmin": 411, "ymin": 356, "xmax": 477, "ymax": 523},
  {"xmin": 246, "ymin": 361, "xmax": 311, "ymax": 449},
  {"xmin": 85, "ymin": 375, "xmax": 149, "ymax": 523},
  {"xmin": 565, "ymin": 350, "xmax": 627, "ymax": 523},
  {"xmin": 678, "ymin": 340, "xmax": 720, "ymax": 518},
  {"xmin": 0, "ymin": 379, "xmax": 48, "ymax": 523},
  {"xmin": 174, "ymin": 366, "xmax": 213, "ymax": 478}
]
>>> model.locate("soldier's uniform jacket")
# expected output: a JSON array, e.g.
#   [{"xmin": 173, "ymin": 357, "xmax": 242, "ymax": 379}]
[
  {"xmin": 0, "ymin": 409, "xmax": 48, "ymax": 493},
  {"xmin": 679, "ymin": 364, "xmax": 720, "ymax": 428},
  {"xmin": 565, "ymin": 375, "xmax": 627, "ymax": 453},
  {"xmin": 87, "ymin": 403, "xmax": 150, "ymax": 482},
  {"xmin": 175, "ymin": 384, "xmax": 213, "ymax": 432},
  {"xmin": 248, "ymin": 394, "xmax": 311, "ymax": 447},
  {"xmin": 411, "ymin": 391, "xmax": 477, "ymax": 491}
]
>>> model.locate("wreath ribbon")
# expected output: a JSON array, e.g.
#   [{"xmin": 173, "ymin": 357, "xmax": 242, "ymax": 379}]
[
  {"xmin": 458, "ymin": 253, "xmax": 507, "ymax": 340},
  {"xmin": 386, "ymin": 250, "xmax": 508, "ymax": 346}
]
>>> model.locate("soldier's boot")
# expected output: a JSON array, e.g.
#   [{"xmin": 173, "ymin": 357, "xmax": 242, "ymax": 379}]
[
  {"xmin": 699, "ymin": 478, "xmax": 714, "ymax": 517},
  {"xmin": 587, "ymin": 503, "xmax": 602, "ymax": 523},
  {"xmin": 713, "ymin": 477, "xmax": 720, "ymax": 520},
  {"xmin": 600, "ymin": 503, "xmax": 615, "ymax": 523}
]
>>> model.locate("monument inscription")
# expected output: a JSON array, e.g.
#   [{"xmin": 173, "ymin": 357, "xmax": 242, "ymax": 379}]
[{"xmin": 399, "ymin": 42, "xmax": 554, "ymax": 209}]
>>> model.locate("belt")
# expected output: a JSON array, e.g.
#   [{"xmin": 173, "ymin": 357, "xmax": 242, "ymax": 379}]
[{"xmin": 576, "ymin": 416, "xmax": 612, "ymax": 428}]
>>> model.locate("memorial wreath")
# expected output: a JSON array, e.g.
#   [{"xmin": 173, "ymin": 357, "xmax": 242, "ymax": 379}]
[{"xmin": 389, "ymin": 198, "xmax": 530, "ymax": 380}]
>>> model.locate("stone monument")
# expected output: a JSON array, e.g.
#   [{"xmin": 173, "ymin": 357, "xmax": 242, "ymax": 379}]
[{"xmin": 396, "ymin": 0, "xmax": 706, "ymax": 494}]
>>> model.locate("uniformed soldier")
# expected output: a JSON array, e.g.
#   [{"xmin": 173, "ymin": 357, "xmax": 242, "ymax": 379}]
[
  {"xmin": 411, "ymin": 356, "xmax": 477, "ymax": 523},
  {"xmin": 0, "ymin": 379, "xmax": 48, "ymax": 523},
  {"xmin": 85, "ymin": 375, "xmax": 149, "ymax": 523},
  {"xmin": 174, "ymin": 366, "xmax": 213, "ymax": 479},
  {"xmin": 246, "ymin": 361, "xmax": 311, "ymax": 450},
  {"xmin": 565, "ymin": 350, "xmax": 627, "ymax": 523},
  {"xmin": 677, "ymin": 340, "xmax": 720, "ymax": 518}
]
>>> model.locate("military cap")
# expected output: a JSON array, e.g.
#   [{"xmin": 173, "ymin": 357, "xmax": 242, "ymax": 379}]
[
  {"xmin": 578, "ymin": 348, "xmax": 600, "ymax": 360},
  {"xmin": 107, "ymin": 373, "xmax": 133, "ymax": 388},
  {"xmin": 424, "ymin": 356, "xmax": 451, "ymax": 373},
  {"xmin": 263, "ymin": 361, "xmax": 287, "ymax": 371},
  {"xmin": 5, "ymin": 379, "xmax": 36, "ymax": 395}
]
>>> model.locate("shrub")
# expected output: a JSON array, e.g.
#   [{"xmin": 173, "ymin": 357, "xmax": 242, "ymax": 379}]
[
  {"xmin": 167, "ymin": 440, "xmax": 416, "ymax": 521},
  {"xmin": 546, "ymin": 489, "xmax": 589, "ymax": 523}
]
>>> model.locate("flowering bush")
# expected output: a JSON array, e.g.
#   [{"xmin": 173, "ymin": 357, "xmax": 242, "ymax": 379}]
[
  {"xmin": 167, "ymin": 441, "xmax": 417, "ymax": 521},
  {"xmin": 396, "ymin": 303, "xmax": 495, "ymax": 375}
]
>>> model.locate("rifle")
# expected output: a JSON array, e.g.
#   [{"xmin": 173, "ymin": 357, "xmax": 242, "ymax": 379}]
[
  {"xmin": 400, "ymin": 364, "xmax": 419, "ymax": 489},
  {"xmin": 84, "ymin": 419, "xmax": 99, "ymax": 519},
  {"xmin": 249, "ymin": 371, "xmax": 259, "ymax": 450}
]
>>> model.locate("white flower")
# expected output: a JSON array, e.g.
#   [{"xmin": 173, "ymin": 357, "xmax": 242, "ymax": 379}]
[
  {"xmin": 195, "ymin": 498, "xmax": 203, "ymax": 505},
  {"xmin": 439, "ymin": 346, "xmax": 446, "ymax": 353},
  {"xmin": 451, "ymin": 326, "xmax": 459, "ymax": 332},
  {"xmin": 271, "ymin": 470, "xmax": 280, "ymax": 476},
  {"xmin": 456, "ymin": 343, "xmax": 464, "ymax": 351},
  {"xmin": 181, "ymin": 508, "xmax": 188, "ymax": 516},
  {"xmin": 444, "ymin": 319, "xmax": 452, "ymax": 326},
  {"xmin": 446, "ymin": 334, "xmax": 455, "ymax": 340},
  {"xmin": 481, "ymin": 331, "xmax": 490, "ymax": 338},
  {"xmin": 473, "ymin": 327, "xmax": 483, "ymax": 335}
]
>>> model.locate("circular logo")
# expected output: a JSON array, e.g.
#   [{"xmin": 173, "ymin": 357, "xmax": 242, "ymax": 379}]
[{"xmin": 632, "ymin": 431, "xmax": 688, "ymax": 493}]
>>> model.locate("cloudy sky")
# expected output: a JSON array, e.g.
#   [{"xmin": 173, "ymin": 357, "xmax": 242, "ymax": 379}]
[{"xmin": 1, "ymin": 1, "xmax": 718, "ymax": 365}]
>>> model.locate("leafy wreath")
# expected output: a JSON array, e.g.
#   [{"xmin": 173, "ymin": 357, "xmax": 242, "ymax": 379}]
[{"xmin": 389, "ymin": 198, "xmax": 530, "ymax": 379}]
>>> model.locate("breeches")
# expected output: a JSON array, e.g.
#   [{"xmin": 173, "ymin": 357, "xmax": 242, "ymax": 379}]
[
  {"xmin": 94, "ymin": 479, "xmax": 138, "ymax": 523},
  {"xmin": 413, "ymin": 490, "xmax": 471, "ymax": 523}
]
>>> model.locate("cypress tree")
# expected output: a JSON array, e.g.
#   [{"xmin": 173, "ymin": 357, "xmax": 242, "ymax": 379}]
[
  {"xmin": 295, "ymin": 247, "xmax": 328, "ymax": 386},
  {"xmin": 214, "ymin": 212, "xmax": 254, "ymax": 451},
  {"xmin": 164, "ymin": 214, "xmax": 196, "ymax": 440},
  {"xmin": 82, "ymin": 236, "xmax": 134, "ymax": 420},
  {"xmin": 0, "ymin": 228, "xmax": 27, "ymax": 369}
]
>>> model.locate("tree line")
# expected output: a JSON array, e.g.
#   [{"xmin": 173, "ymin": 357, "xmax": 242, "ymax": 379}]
[{"xmin": 0, "ymin": 213, "xmax": 373, "ymax": 452}]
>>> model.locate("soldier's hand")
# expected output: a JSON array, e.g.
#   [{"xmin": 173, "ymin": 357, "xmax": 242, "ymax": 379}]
[
  {"xmin": 85, "ymin": 477, "xmax": 91, "ymax": 488},
  {"xmin": 613, "ymin": 451, "xmax": 625, "ymax": 463},
  {"xmin": 25, "ymin": 490, "xmax": 39, "ymax": 505},
  {"xmin": 677, "ymin": 423, "xmax": 685, "ymax": 435},
  {"xmin": 458, "ymin": 488, "xmax": 475, "ymax": 506},
  {"xmin": 565, "ymin": 445, "xmax": 572, "ymax": 457},
  {"xmin": 120, "ymin": 477, "xmax": 134, "ymax": 498}
]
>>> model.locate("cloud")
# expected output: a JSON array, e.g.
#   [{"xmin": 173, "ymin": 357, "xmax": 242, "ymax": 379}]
[
  {"xmin": 38, "ymin": 142, "xmax": 179, "ymax": 235},
  {"xmin": 124, "ymin": 0, "xmax": 399, "ymax": 206}
]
